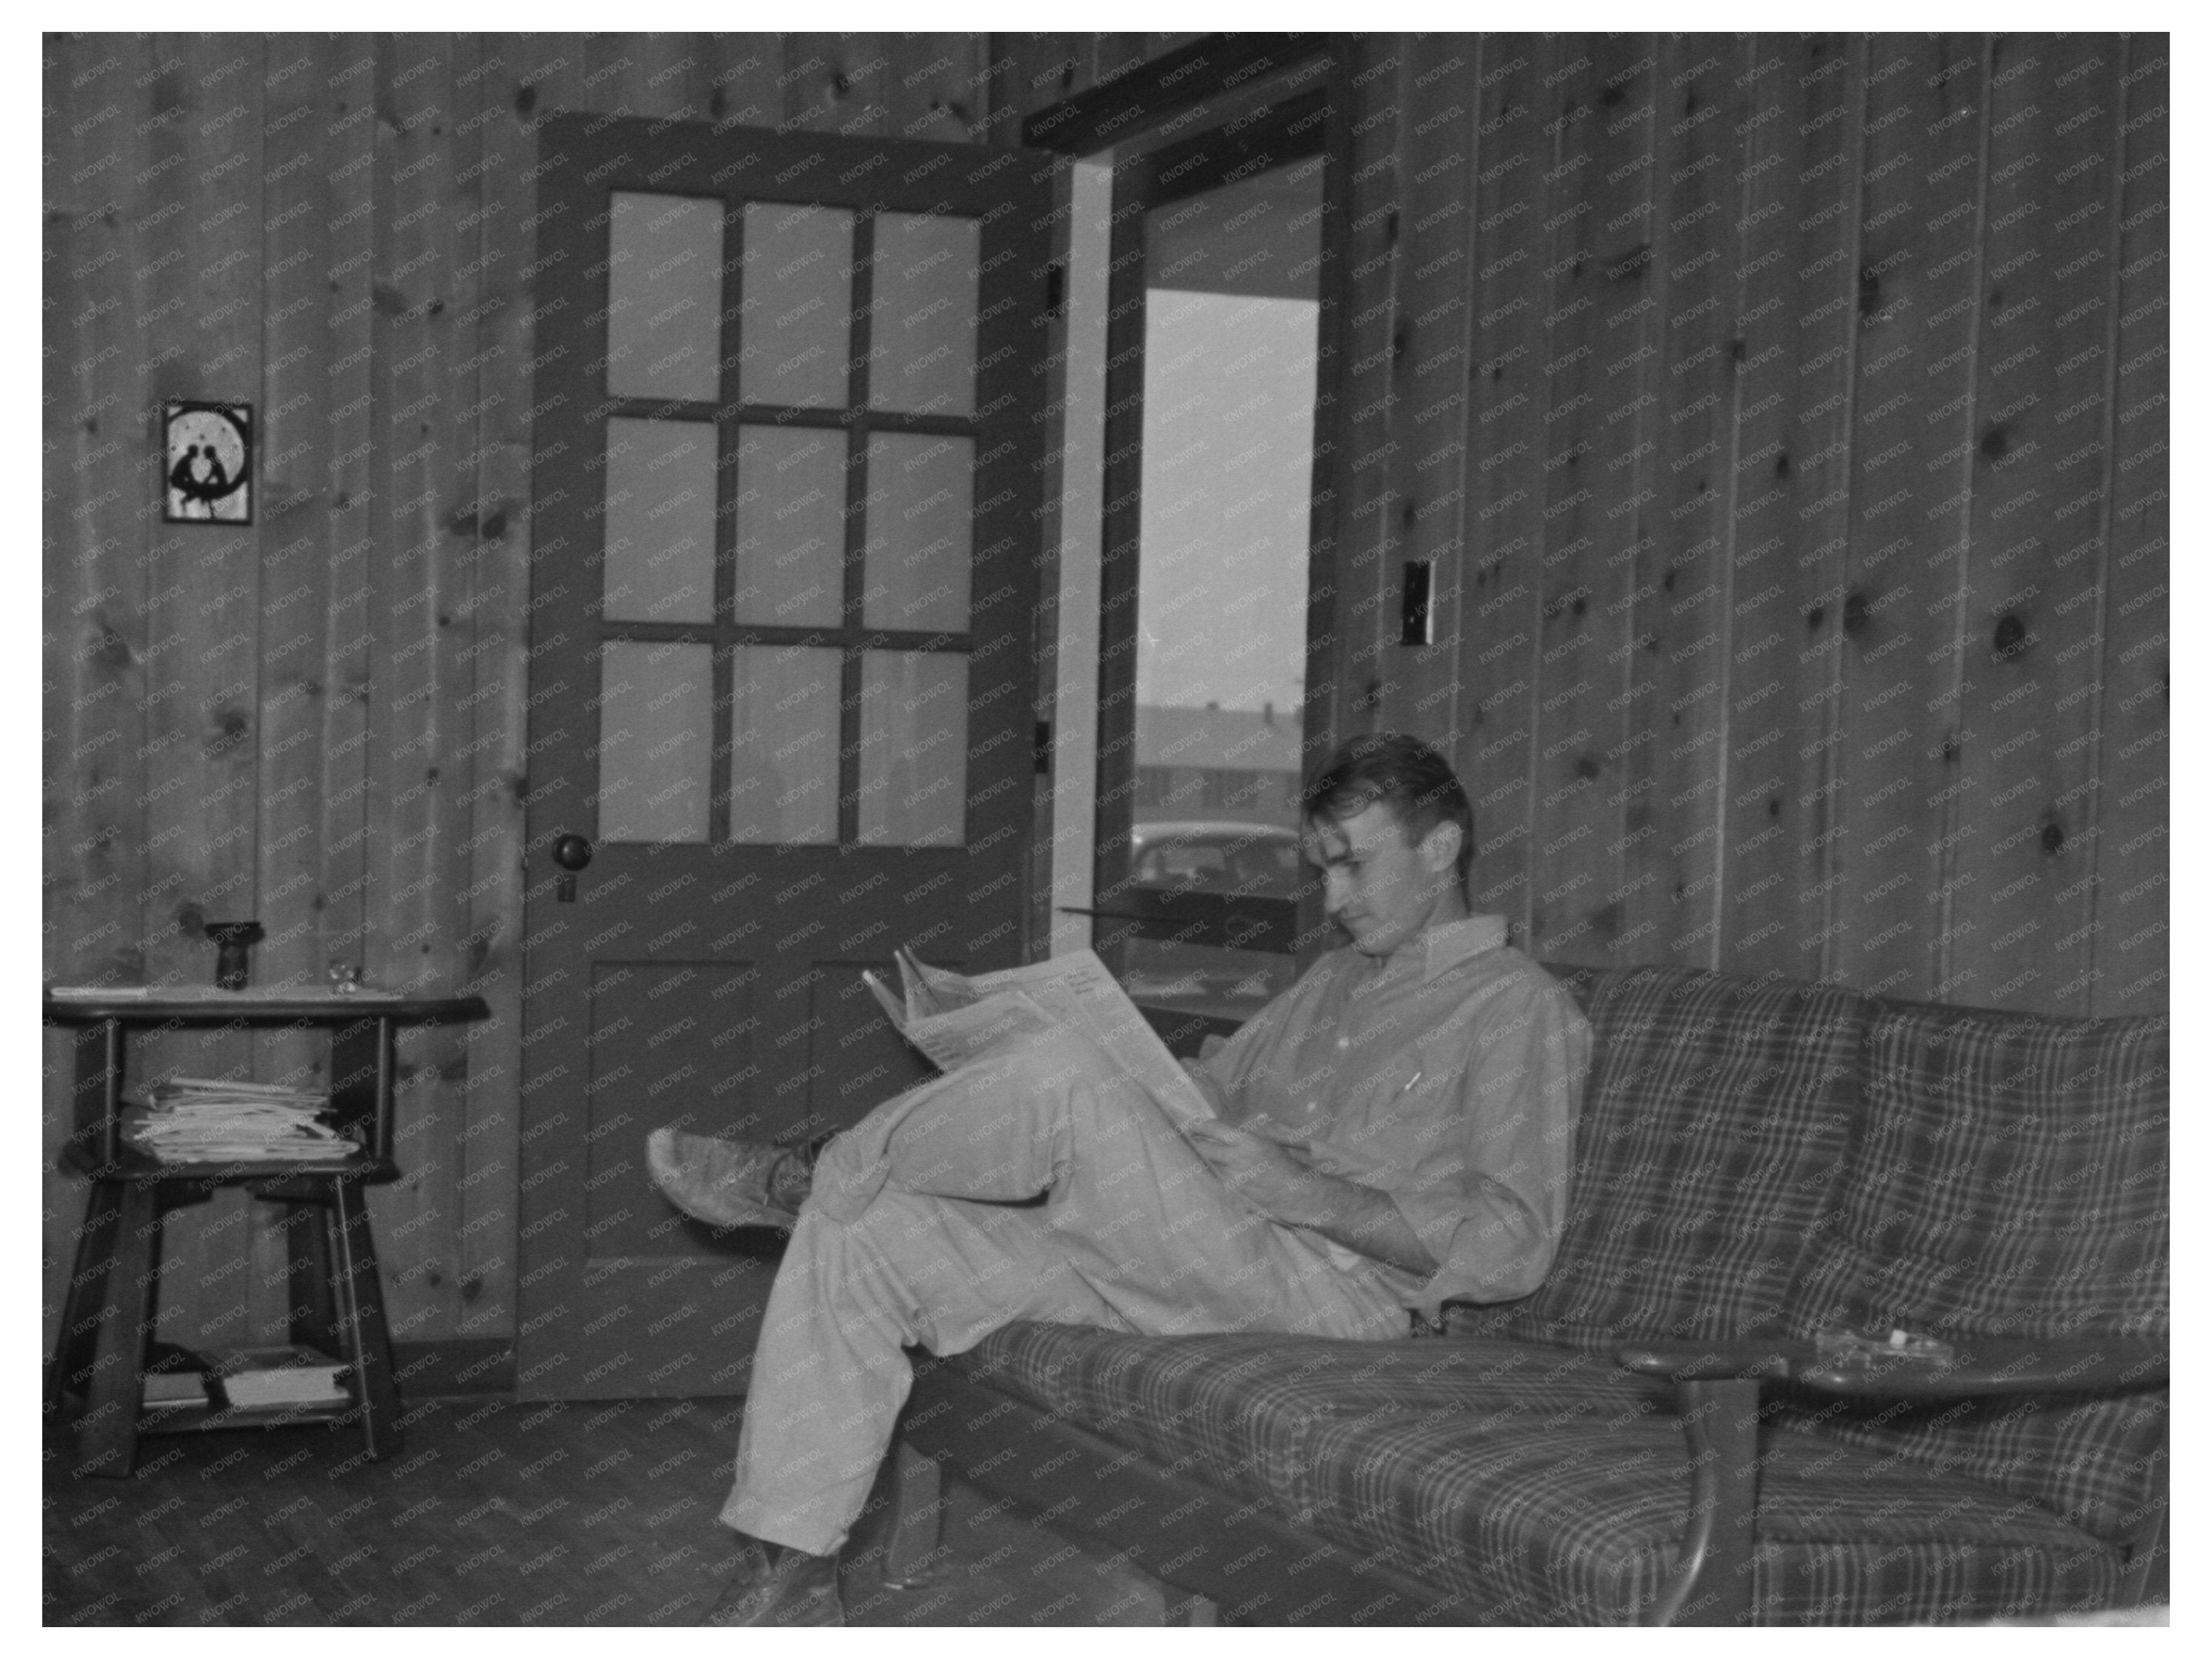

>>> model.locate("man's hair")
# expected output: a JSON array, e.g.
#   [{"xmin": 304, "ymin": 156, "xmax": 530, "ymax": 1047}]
[{"xmin": 1300, "ymin": 733, "xmax": 1476, "ymax": 892}]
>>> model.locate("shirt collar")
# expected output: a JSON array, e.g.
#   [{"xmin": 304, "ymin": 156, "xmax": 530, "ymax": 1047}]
[{"xmin": 1418, "ymin": 913, "xmax": 1508, "ymax": 980}]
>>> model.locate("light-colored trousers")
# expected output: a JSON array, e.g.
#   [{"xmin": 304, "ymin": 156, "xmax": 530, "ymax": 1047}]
[{"xmin": 720, "ymin": 1028, "xmax": 1410, "ymax": 1555}]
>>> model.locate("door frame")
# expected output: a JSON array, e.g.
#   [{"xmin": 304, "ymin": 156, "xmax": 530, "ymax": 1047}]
[{"xmin": 1022, "ymin": 39, "xmax": 1358, "ymax": 1040}]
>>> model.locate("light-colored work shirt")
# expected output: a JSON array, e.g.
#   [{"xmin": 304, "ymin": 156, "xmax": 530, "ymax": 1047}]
[{"xmin": 1195, "ymin": 914, "xmax": 1592, "ymax": 1316}]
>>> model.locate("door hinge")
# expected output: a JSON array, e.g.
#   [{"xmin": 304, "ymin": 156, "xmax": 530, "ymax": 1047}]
[{"xmin": 1034, "ymin": 720, "xmax": 1052, "ymax": 775}]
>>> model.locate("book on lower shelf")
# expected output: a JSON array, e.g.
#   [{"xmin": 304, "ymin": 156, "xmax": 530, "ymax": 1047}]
[
  {"xmin": 141, "ymin": 1370, "xmax": 214, "ymax": 1409},
  {"xmin": 211, "ymin": 1346, "xmax": 353, "ymax": 1409},
  {"xmin": 140, "ymin": 1340, "xmax": 214, "ymax": 1410}
]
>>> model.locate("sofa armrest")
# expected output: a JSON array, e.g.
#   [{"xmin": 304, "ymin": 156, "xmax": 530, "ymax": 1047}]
[
  {"xmin": 1614, "ymin": 1333, "xmax": 2168, "ymax": 1628},
  {"xmin": 1617, "ymin": 1331, "xmax": 2168, "ymax": 1397}
]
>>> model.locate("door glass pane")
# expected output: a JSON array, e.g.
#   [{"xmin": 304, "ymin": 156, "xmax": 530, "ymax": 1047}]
[
  {"xmin": 869, "ymin": 212, "xmax": 980, "ymax": 417},
  {"xmin": 729, "ymin": 645, "xmax": 841, "ymax": 844},
  {"xmin": 1122, "ymin": 158, "xmax": 1323, "ymax": 1021},
  {"xmin": 858, "ymin": 650, "xmax": 967, "ymax": 846},
  {"xmin": 862, "ymin": 434, "xmax": 972, "ymax": 634},
  {"xmin": 602, "ymin": 417, "xmax": 717, "ymax": 624},
  {"xmin": 598, "ymin": 641, "xmax": 712, "ymax": 843},
  {"xmin": 739, "ymin": 202, "xmax": 854, "ymax": 410},
  {"xmin": 605, "ymin": 192, "xmax": 724, "ymax": 404},
  {"xmin": 734, "ymin": 425, "xmax": 846, "ymax": 628}
]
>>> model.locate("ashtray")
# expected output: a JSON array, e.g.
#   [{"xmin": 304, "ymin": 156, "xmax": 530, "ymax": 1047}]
[{"xmin": 1813, "ymin": 1328, "xmax": 1956, "ymax": 1369}]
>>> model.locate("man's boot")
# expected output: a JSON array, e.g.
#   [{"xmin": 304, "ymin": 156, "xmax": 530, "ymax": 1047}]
[
  {"xmin": 646, "ymin": 1126, "xmax": 825, "ymax": 1229},
  {"xmin": 702, "ymin": 1535, "xmax": 844, "ymax": 1626}
]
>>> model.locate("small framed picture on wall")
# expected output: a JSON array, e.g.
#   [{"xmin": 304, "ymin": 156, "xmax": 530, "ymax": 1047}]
[{"xmin": 163, "ymin": 400, "xmax": 253, "ymax": 524}]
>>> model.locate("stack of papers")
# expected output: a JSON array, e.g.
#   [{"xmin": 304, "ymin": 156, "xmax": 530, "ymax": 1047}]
[
  {"xmin": 216, "ymin": 1347, "xmax": 351, "ymax": 1409},
  {"xmin": 122, "ymin": 1077, "xmax": 357, "ymax": 1163}
]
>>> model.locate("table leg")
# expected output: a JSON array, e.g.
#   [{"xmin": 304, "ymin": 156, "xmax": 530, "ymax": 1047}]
[
  {"xmin": 880, "ymin": 1440, "xmax": 946, "ymax": 1587},
  {"xmin": 328, "ymin": 1178, "xmax": 402, "ymax": 1459},
  {"xmin": 47, "ymin": 1180, "xmax": 126, "ymax": 1413},
  {"xmin": 283, "ymin": 1197, "xmax": 341, "ymax": 1358},
  {"xmin": 69, "ymin": 1022, "xmax": 124, "ymax": 1168},
  {"xmin": 326, "ymin": 1017, "xmax": 390, "ymax": 1161},
  {"xmin": 76, "ymin": 1180, "xmax": 162, "ymax": 1478}
]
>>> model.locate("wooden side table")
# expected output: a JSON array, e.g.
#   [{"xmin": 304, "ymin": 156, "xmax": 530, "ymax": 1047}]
[{"xmin": 43, "ymin": 988, "xmax": 490, "ymax": 1477}]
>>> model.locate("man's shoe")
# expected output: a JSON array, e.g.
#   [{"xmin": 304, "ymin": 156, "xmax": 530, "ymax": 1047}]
[
  {"xmin": 701, "ymin": 1543, "xmax": 844, "ymax": 1626},
  {"xmin": 646, "ymin": 1126, "xmax": 818, "ymax": 1230}
]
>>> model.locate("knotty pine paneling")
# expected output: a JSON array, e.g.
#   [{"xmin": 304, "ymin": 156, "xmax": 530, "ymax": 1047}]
[
  {"xmin": 2097, "ymin": 36, "xmax": 2169, "ymax": 1017},
  {"xmin": 249, "ymin": 35, "xmax": 376, "ymax": 1339},
  {"xmin": 43, "ymin": 32, "xmax": 2168, "ymax": 1358},
  {"xmin": 1524, "ymin": 36, "xmax": 1659, "ymax": 962},
  {"xmin": 1618, "ymin": 37, "xmax": 1747, "ymax": 967},
  {"xmin": 317, "ymin": 43, "xmax": 379, "ymax": 985},
  {"xmin": 1716, "ymin": 35, "xmax": 1862, "ymax": 986},
  {"xmin": 984, "ymin": 34, "xmax": 1101, "ymax": 144},
  {"xmin": 1373, "ymin": 35, "xmax": 1479, "ymax": 749},
  {"xmin": 1944, "ymin": 39, "xmax": 2126, "ymax": 1011},
  {"xmin": 1461, "ymin": 39, "xmax": 1555, "ymax": 931},
  {"xmin": 1827, "ymin": 36, "xmax": 1986, "ymax": 1003},
  {"xmin": 366, "ymin": 33, "xmax": 474, "ymax": 1346},
  {"xmin": 41, "ymin": 31, "xmax": 1004, "ymax": 1356},
  {"xmin": 135, "ymin": 33, "xmax": 269, "ymax": 1352},
  {"xmin": 456, "ymin": 36, "xmax": 553, "ymax": 1344},
  {"xmin": 46, "ymin": 36, "xmax": 160, "ymax": 1348},
  {"xmin": 1337, "ymin": 31, "xmax": 2162, "ymax": 1014},
  {"xmin": 1315, "ymin": 34, "xmax": 1403, "ymax": 757}
]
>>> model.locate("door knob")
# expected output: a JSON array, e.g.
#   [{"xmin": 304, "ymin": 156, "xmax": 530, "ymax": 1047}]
[{"xmin": 551, "ymin": 834, "xmax": 593, "ymax": 903}]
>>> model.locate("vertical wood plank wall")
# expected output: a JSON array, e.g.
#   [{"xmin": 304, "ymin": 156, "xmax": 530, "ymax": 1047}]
[
  {"xmin": 39, "ymin": 28, "xmax": 1195, "ymax": 1357},
  {"xmin": 1345, "ymin": 31, "xmax": 2165, "ymax": 1018},
  {"xmin": 43, "ymin": 32, "xmax": 2166, "ymax": 1354}
]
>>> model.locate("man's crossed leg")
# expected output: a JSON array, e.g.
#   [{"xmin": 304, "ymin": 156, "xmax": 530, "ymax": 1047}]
[{"xmin": 653, "ymin": 1029, "xmax": 1407, "ymax": 1623}]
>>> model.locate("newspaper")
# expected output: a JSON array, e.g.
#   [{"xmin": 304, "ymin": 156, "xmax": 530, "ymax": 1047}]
[
  {"xmin": 121, "ymin": 1076, "xmax": 357, "ymax": 1163},
  {"xmin": 863, "ymin": 948, "xmax": 1218, "ymax": 1133}
]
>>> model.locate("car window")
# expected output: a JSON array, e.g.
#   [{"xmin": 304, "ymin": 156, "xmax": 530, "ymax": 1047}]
[
  {"xmin": 1132, "ymin": 831, "xmax": 1306, "ymax": 897},
  {"xmin": 1120, "ymin": 824, "xmax": 1304, "ymax": 1022},
  {"xmin": 1146, "ymin": 845, "xmax": 1227, "ymax": 886},
  {"xmin": 1231, "ymin": 840, "xmax": 1303, "ymax": 895}
]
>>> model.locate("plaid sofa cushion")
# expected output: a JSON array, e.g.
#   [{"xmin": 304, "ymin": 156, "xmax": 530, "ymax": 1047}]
[
  {"xmin": 1781, "ymin": 1001, "xmax": 2170, "ymax": 1542},
  {"xmin": 1286, "ymin": 1372, "xmax": 2127, "ymax": 1625},
  {"xmin": 1450, "ymin": 965, "xmax": 1869, "ymax": 1349},
  {"xmin": 946, "ymin": 1326, "xmax": 2126, "ymax": 1623},
  {"xmin": 939, "ymin": 1323, "xmax": 1476, "ymax": 1509}
]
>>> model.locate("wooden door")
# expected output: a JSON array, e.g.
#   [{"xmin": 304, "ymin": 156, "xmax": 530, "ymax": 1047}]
[{"xmin": 517, "ymin": 114, "xmax": 1055, "ymax": 1398}]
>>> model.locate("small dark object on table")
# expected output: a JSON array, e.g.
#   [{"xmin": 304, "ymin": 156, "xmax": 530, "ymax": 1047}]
[{"xmin": 205, "ymin": 920, "xmax": 265, "ymax": 990}]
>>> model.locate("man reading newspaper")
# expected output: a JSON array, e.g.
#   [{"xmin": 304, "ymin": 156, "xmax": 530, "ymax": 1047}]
[{"xmin": 647, "ymin": 734, "xmax": 1592, "ymax": 1625}]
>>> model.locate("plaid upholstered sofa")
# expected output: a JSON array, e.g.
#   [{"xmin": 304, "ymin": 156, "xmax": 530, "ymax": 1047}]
[{"xmin": 874, "ymin": 964, "xmax": 2168, "ymax": 1625}]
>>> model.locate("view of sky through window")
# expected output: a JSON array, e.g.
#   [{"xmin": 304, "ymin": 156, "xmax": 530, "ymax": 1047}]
[{"xmin": 1135, "ymin": 290, "xmax": 1317, "ymax": 719}]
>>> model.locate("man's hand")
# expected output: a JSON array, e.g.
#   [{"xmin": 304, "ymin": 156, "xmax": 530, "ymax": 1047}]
[
  {"xmin": 1183, "ymin": 1120, "xmax": 1319, "ymax": 1223},
  {"xmin": 1184, "ymin": 1118, "xmax": 1441, "ymax": 1277}
]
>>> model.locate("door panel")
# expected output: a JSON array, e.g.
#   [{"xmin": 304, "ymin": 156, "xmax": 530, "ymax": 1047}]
[
  {"xmin": 737, "ymin": 202, "xmax": 856, "ymax": 407},
  {"xmin": 863, "ymin": 432, "xmax": 975, "ymax": 631},
  {"xmin": 868, "ymin": 211, "xmax": 981, "ymax": 416},
  {"xmin": 605, "ymin": 190, "xmax": 725, "ymax": 402},
  {"xmin": 519, "ymin": 114, "xmax": 1054, "ymax": 1398},
  {"xmin": 596, "ymin": 640, "xmax": 715, "ymax": 842},
  {"xmin": 734, "ymin": 427, "xmax": 846, "ymax": 626},
  {"xmin": 601, "ymin": 416, "xmax": 718, "ymax": 622}
]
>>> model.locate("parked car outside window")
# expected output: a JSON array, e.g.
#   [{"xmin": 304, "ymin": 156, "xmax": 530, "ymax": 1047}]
[{"xmin": 1118, "ymin": 820, "xmax": 1307, "ymax": 1021}]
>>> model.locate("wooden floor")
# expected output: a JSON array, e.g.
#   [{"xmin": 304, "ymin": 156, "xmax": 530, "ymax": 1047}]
[{"xmin": 43, "ymin": 1394, "xmax": 1169, "ymax": 1626}]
